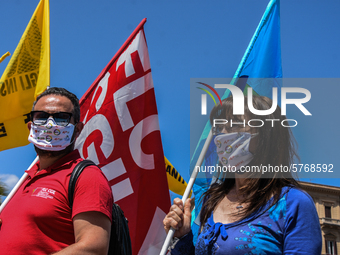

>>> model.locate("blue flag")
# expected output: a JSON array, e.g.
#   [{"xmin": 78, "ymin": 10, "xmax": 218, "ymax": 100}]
[
  {"xmin": 190, "ymin": 0, "xmax": 282, "ymax": 244},
  {"xmin": 227, "ymin": 0, "xmax": 282, "ymax": 99}
]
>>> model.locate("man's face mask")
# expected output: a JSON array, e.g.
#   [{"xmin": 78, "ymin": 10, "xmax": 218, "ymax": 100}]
[{"xmin": 28, "ymin": 112, "xmax": 76, "ymax": 151}]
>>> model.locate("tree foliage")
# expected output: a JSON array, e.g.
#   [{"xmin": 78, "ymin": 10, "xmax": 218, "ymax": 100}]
[{"xmin": 0, "ymin": 181, "xmax": 9, "ymax": 205}]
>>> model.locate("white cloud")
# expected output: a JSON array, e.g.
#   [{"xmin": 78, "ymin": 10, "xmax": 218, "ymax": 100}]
[{"xmin": 0, "ymin": 174, "xmax": 20, "ymax": 191}]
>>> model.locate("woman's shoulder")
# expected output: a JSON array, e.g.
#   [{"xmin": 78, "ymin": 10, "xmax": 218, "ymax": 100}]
[
  {"xmin": 282, "ymin": 185, "xmax": 317, "ymax": 217},
  {"xmin": 283, "ymin": 185, "xmax": 314, "ymax": 204},
  {"xmin": 280, "ymin": 186, "xmax": 322, "ymax": 253}
]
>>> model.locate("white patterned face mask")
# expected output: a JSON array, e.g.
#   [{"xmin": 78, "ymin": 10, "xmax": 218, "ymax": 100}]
[
  {"xmin": 214, "ymin": 132, "xmax": 258, "ymax": 170},
  {"xmin": 28, "ymin": 117, "xmax": 75, "ymax": 151}
]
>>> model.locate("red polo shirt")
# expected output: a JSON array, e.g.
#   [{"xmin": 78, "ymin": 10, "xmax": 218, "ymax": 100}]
[{"xmin": 0, "ymin": 150, "xmax": 113, "ymax": 254}]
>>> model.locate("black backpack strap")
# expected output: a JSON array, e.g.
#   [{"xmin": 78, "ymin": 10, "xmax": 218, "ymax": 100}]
[
  {"xmin": 109, "ymin": 203, "xmax": 132, "ymax": 255},
  {"xmin": 67, "ymin": 159, "xmax": 132, "ymax": 255},
  {"xmin": 68, "ymin": 159, "xmax": 96, "ymax": 209}
]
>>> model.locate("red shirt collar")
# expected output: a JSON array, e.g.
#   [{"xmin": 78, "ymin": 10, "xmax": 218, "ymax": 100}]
[{"xmin": 26, "ymin": 150, "xmax": 81, "ymax": 178}]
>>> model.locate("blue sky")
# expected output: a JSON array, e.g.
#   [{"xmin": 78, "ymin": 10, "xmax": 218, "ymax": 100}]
[{"xmin": 0, "ymin": 0, "xmax": 339, "ymax": 194}]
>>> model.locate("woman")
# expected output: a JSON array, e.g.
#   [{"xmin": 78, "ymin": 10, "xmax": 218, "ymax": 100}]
[{"xmin": 163, "ymin": 96, "xmax": 322, "ymax": 254}]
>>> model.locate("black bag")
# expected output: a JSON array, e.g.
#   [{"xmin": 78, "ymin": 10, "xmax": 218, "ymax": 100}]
[{"xmin": 68, "ymin": 159, "xmax": 132, "ymax": 255}]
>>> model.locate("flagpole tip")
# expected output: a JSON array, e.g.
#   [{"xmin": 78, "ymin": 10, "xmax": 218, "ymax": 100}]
[{"xmin": 0, "ymin": 52, "xmax": 11, "ymax": 64}]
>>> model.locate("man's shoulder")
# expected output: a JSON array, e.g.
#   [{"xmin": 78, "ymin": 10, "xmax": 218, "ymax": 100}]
[
  {"xmin": 71, "ymin": 158, "xmax": 113, "ymax": 221},
  {"xmin": 75, "ymin": 163, "xmax": 108, "ymax": 183}
]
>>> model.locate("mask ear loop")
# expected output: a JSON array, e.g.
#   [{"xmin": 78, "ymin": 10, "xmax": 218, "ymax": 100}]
[{"xmin": 68, "ymin": 122, "xmax": 78, "ymax": 146}]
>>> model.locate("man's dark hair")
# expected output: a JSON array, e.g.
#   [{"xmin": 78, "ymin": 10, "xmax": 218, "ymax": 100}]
[{"xmin": 33, "ymin": 87, "xmax": 80, "ymax": 123}]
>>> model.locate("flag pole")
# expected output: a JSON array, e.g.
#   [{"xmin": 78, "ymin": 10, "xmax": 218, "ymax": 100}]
[
  {"xmin": 0, "ymin": 156, "xmax": 39, "ymax": 213},
  {"xmin": 160, "ymin": 130, "xmax": 213, "ymax": 255}
]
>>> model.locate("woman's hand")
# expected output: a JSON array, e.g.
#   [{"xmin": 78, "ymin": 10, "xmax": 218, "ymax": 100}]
[{"xmin": 163, "ymin": 198, "xmax": 192, "ymax": 238}]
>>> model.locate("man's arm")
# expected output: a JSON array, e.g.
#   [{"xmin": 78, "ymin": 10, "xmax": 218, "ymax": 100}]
[{"xmin": 52, "ymin": 211, "xmax": 111, "ymax": 255}]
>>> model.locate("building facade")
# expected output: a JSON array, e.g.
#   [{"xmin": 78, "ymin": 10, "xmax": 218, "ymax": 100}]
[{"xmin": 300, "ymin": 181, "xmax": 340, "ymax": 255}]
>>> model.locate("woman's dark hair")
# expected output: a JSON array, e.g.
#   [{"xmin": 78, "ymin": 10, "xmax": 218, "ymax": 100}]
[
  {"xmin": 200, "ymin": 95, "xmax": 300, "ymax": 226},
  {"xmin": 32, "ymin": 87, "xmax": 80, "ymax": 123}
]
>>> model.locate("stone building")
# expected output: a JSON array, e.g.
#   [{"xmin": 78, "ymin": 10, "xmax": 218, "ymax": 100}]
[{"xmin": 300, "ymin": 181, "xmax": 340, "ymax": 255}]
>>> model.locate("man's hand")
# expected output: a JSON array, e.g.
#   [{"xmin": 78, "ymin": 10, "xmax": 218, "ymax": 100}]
[{"xmin": 52, "ymin": 211, "xmax": 111, "ymax": 255}]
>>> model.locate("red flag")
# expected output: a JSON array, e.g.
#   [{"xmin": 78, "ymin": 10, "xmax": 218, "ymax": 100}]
[{"xmin": 75, "ymin": 18, "xmax": 171, "ymax": 255}]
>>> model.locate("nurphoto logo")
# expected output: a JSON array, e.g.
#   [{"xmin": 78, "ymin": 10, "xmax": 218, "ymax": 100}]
[{"xmin": 198, "ymin": 82, "xmax": 312, "ymax": 128}]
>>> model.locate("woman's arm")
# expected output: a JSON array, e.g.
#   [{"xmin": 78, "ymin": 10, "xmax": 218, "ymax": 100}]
[{"xmin": 283, "ymin": 188, "xmax": 322, "ymax": 255}]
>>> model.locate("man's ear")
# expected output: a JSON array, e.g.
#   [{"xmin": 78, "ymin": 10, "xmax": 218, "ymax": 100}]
[
  {"xmin": 75, "ymin": 122, "xmax": 84, "ymax": 138},
  {"xmin": 27, "ymin": 122, "xmax": 32, "ymax": 130}
]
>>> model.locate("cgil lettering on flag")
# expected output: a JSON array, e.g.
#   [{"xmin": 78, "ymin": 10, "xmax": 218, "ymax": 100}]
[{"xmin": 75, "ymin": 18, "xmax": 171, "ymax": 255}]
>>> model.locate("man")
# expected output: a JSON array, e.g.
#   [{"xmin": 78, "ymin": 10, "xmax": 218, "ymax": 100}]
[{"xmin": 0, "ymin": 87, "xmax": 113, "ymax": 254}]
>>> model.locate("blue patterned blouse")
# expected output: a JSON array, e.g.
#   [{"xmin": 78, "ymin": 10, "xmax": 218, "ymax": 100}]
[{"xmin": 170, "ymin": 186, "xmax": 321, "ymax": 255}]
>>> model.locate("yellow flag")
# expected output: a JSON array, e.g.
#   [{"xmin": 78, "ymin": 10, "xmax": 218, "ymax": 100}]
[
  {"xmin": 165, "ymin": 156, "xmax": 192, "ymax": 197},
  {"xmin": 0, "ymin": 0, "xmax": 50, "ymax": 151}
]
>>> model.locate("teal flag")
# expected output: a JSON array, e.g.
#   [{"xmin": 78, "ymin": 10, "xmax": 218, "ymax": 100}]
[
  {"xmin": 190, "ymin": 0, "xmax": 282, "ymax": 244},
  {"xmin": 227, "ymin": 0, "xmax": 282, "ymax": 98}
]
